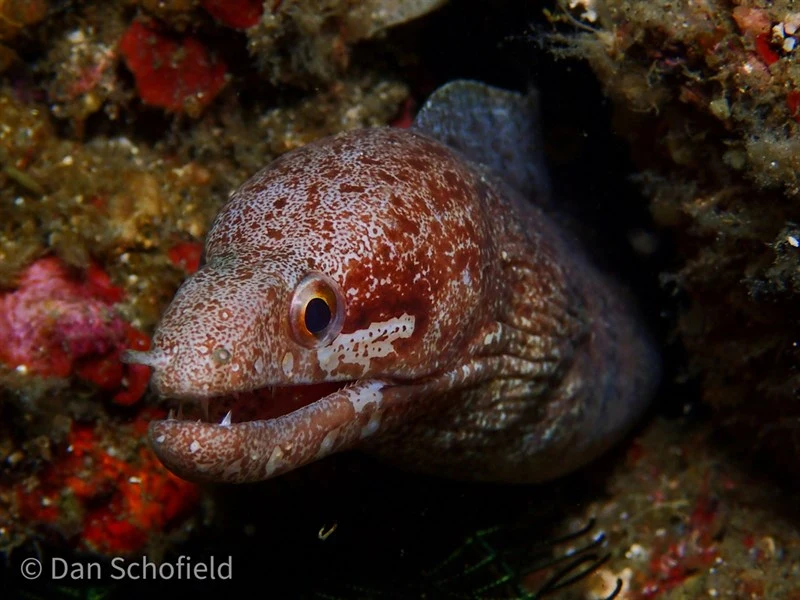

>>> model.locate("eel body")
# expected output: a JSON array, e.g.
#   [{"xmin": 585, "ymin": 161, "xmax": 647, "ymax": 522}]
[{"xmin": 123, "ymin": 81, "xmax": 660, "ymax": 484}]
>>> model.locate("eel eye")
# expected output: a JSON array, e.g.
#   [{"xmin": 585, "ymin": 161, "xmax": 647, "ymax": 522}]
[{"xmin": 290, "ymin": 272, "xmax": 345, "ymax": 348}]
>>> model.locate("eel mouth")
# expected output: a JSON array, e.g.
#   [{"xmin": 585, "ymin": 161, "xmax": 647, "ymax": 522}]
[
  {"xmin": 170, "ymin": 381, "xmax": 352, "ymax": 426},
  {"xmin": 145, "ymin": 377, "xmax": 396, "ymax": 483}
]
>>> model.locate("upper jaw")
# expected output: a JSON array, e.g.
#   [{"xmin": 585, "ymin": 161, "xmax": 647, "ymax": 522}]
[
  {"xmin": 123, "ymin": 336, "xmax": 361, "ymax": 426},
  {"xmin": 122, "ymin": 340, "xmax": 282, "ymax": 400}
]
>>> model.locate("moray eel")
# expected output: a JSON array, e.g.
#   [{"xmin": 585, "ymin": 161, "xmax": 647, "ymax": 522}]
[{"xmin": 123, "ymin": 81, "xmax": 660, "ymax": 484}]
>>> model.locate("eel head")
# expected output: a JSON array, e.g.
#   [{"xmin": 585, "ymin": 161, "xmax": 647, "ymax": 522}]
[{"xmin": 122, "ymin": 128, "xmax": 496, "ymax": 483}]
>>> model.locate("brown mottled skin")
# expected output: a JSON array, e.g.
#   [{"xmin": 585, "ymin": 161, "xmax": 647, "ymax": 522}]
[{"xmin": 123, "ymin": 82, "xmax": 659, "ymax": 484}]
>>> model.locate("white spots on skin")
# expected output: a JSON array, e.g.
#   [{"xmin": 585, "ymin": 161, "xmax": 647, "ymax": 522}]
[
  {"xmin": 265, "ymin": 445, "xmax": 284, "ymax": 475},
  {"xmin": 213, "ymin": 347, "xmax": 232, "ymax": 364},
  {"xmin": 361, "ymin": 413, "xmax": 382, "ymax": 438},
  {"xmin": 155, "ymin": 435, "xmax": 166, "ymax": 444},
  {"xmin": 282, "ymin": 351, "xmax": 294, "ymax": 376},
  {"xmin": 254, "ymin": 356, "xmax": 264, "ymax": 375},
  {"xmin": 317, "ymin": 429, "xmax": 339, "ymax": 458},
  {"xmin": 482, "ymin": 323, "xmax": 503, "ymax": 347},
  {"xmin": 317, "ymin": 314, "xmax": 416, "ymax": 374},
  {"xmin": 189, "ymin": 440, "xmax": 201, "ymax": 454},
  {"xmin": 348, "ymin": 380, "xmax": 384, "ymax": 413}
]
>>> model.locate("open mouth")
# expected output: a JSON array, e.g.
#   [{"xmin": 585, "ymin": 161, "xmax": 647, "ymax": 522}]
[
  {"xmin": 145, "ymin": 377, "xmax": 395, "ymax": 484},
  {"xmin": 122, "ymin": 351, "xmax": 415, "ymax": 483},
  {"xmin": 169, "ymin": 381, "xmax": 353, "ymax": 426}
]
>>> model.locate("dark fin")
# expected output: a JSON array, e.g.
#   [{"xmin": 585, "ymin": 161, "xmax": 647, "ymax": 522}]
[{"xmin": 412, "ymin": 79, "xmax": 549, "ymax": 199}]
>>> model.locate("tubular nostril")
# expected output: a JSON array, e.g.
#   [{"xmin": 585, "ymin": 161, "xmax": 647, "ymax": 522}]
[
  {"xmin": 212, "ymin": 347, "xmax": 232, "ymax": 365},
  {"xmin": 120, "ymin": 348, "xmax": 168, "ymax": 369}
]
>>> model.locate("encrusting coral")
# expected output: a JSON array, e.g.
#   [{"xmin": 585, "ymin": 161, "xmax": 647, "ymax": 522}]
[{"xmin": 547, "ymin": 0, "xmax": 800, "ymax": 475}]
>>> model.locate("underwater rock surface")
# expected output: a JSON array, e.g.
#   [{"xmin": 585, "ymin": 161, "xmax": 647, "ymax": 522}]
[{"xmin": 549, "ymin": 0, "xmax": 800, "ymax": 477}]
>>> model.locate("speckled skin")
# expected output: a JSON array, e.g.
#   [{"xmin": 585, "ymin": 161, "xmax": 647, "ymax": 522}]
[{"xmin": 124, "ymin": 84, "xmax": 659, "ymax": 484}]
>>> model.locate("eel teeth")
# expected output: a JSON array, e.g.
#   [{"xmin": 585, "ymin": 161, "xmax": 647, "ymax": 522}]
[
  {"xmin": 220, "ymin": 411, "xmax": 232, "ymax": 427},
  {"xmin": 167, "ymin": 408, "xmax": 175, "ymax": 420},
  {"xmin": 200, "ymin": 398, "xmax": 209, "ymax": 422},
  {"xmin": 177, "ymin": 401, "xmax": 184, "ymax": 420}
]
